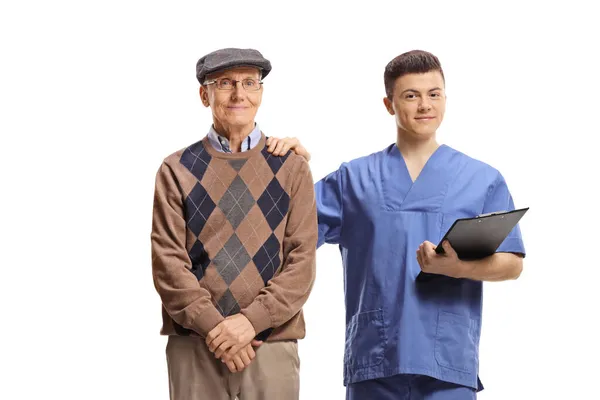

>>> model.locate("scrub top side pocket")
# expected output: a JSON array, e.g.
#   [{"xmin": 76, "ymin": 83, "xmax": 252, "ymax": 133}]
[
  {"xmin": 344, "ymin": 308, "xmax": 387, "ymax": 370},
  {"xmin": 434, "ymin": 310, "xmax": 479, "ymax": 373}
]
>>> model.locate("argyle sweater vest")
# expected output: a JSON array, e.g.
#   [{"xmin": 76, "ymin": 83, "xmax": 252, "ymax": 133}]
[{"xmin": 151, "ymin": 134, "xmax": 317, "ymax": 342}]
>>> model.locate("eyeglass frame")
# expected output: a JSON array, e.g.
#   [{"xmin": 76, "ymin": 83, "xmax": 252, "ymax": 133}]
[{"xmin": 202, "ymin": 77, "xmax": 264, "ymax": 91}]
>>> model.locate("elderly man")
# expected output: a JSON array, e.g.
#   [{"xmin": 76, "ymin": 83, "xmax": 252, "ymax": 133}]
[
  {"xmin": 151, "ymin": 48, "xmax": 317, "ymax": 400},
  {"xmin": 267, "ymin": 50, "xmax": 526, "ymax": 399}
]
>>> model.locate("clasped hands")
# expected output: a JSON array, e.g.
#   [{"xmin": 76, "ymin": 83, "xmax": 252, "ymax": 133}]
[{"xmin": 205, "ymin": 313, "xmax": 263, "ymax": 373}]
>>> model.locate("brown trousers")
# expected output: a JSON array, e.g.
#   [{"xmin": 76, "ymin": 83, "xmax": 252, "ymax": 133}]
[{"xmin": 166, "ymin": 335, "xmax": 300, "ymax": 400}]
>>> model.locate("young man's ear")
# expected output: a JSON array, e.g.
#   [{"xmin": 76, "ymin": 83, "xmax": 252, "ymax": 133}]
[{"xmin": 383, "ymin": 97, "xmax": 395, "ymax": 115}]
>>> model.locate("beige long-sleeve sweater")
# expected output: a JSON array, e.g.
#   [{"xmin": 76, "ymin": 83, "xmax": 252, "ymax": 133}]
[{"xmin": 151, "ymin": 133, "xmax": 317, "ymax": 341}]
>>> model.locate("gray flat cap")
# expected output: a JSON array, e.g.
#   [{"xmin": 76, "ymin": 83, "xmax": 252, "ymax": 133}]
[{"xmin": 196, "ymin": 48, "xmax": 272, "ymax": 84}]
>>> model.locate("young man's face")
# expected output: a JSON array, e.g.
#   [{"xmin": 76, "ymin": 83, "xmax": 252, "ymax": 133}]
[{"xmin": 384, "ymin": 70, "xmax": 446, "ymax": 140}]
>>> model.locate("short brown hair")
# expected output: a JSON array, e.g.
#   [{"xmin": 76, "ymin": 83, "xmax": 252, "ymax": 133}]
[{"xmin": 384, "ymin": 50, "xmax": 444, "ymax": 99}]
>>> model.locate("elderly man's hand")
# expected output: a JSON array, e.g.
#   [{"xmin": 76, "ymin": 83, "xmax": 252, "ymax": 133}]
[
  {"xmin": 222, "ymin": 341, "xmax": 262, "ymax": 373},
  {"xmin": 266, "ymin": 137, "xmax": 311, "ymax": 161},
  {"xmin": 206, "ymin": 314, "xmax": 256, "ymax": 359},
  {"xmin": 416, "ymin": 240, "xmax": 465, "ymax": 279},
  {"xmin": 222, "ymin": 338, "xmax": 263, "ymax": 363}
]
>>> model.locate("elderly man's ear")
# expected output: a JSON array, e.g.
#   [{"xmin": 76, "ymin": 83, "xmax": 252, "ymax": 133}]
[{"xmin": 199, "ymin": 86, "xmax": 210, "ymax": 107}]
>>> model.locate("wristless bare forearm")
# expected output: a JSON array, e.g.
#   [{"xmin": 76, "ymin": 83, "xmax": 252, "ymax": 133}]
[{"xmin": 457, "ymin": 253, "xmax": 523, "ymax": 282}]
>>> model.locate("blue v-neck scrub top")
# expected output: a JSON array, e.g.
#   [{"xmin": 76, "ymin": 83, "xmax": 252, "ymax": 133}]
[{"xmin": 315, "ymin": 144, "xmax": 526, "ymax": 390}]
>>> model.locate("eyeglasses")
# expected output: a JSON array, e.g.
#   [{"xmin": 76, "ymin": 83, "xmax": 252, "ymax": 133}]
[{"xmin": 203, "ymin": 78, "xmax": 263, "ymax": 91}]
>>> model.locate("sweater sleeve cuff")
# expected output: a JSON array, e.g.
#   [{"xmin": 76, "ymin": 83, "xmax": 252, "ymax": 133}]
[
  {"xmin": 241, "ymin": 301, "xmax": 272, "ymax": 333},
  {"xmin": 192, "ymin": 306, "xmax": 225, "ymax": 337}
]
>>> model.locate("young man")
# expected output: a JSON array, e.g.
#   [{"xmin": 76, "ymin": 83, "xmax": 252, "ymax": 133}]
[
  {"xmin": 267, "ymin": 50, "xmax": 526, "ymax": 399},
  {"xmin": 151, "ymin": 48, "xmax": 318, "ymax": 400}
]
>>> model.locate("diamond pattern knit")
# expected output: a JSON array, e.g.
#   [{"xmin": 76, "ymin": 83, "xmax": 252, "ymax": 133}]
[{"xmin": 151, "ymin": 133, "xmax": 317, "ymax": 342}]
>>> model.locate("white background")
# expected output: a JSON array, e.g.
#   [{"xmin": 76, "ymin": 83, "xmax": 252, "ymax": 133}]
[{"xmin": 1, "ymin": 1, "xmax": 599, "ymax": 399}]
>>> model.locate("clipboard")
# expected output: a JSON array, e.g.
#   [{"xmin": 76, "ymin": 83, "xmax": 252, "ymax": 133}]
[{"xmin": 416, "ymin": 207, "xmax": 529, "ymax": 282}]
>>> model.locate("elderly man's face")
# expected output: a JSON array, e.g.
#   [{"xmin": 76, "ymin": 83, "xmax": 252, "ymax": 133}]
[{"xmin": 200, "ymin": 67, "xmax": 262, "ymax": 134}]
